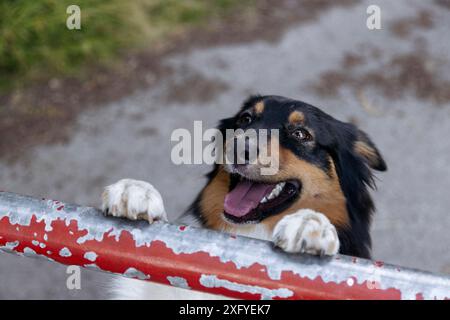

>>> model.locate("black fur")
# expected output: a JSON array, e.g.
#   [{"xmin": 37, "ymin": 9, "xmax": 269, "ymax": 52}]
[{"xmin": 186, "ymin": 95, "xmax": 386, "ymax": 259}]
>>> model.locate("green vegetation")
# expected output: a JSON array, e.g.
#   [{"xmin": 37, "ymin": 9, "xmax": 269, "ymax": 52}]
[{"xmin": 0, "ymin": 0, "xmax": 249, "ymax": 92}]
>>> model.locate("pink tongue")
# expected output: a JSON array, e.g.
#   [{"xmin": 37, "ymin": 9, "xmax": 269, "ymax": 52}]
[{"xmin": 224, "ymin": 180, "xmax": 275, "ymax": 217}]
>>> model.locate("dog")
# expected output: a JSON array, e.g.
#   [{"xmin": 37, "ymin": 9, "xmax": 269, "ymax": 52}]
[{"xmin": 101, "ymin": 95, "xmax": 387, "ymax": 299}]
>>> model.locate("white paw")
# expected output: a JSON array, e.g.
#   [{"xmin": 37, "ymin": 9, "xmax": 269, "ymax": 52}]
[
  {"xmin": 101, "ymin": 179, "xmax": 167, "ymax": 223},
  {"xmin": 272, "ymin": 209, "xmax": 339, "ymax": 256}
]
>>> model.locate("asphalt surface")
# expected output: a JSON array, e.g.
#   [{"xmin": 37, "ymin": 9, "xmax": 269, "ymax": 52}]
[{"xmin": 1, "ymin": 0, "xmax": 450, "ymax": 299}]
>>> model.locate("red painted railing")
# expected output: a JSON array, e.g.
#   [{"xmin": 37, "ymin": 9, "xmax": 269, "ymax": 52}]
[{"xmin": 0, "ymin": 191, "xmax": 449, "ymax": 300}]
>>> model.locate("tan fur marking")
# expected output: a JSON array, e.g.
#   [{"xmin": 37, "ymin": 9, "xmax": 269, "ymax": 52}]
[
  {"xmin": 254, "ymin": 101, "xmax": 265, "ymax": 114},
  {"xmin": 354, "ymin": 141, "xmax": 378, "ymax": 166},
  {"xmin": 288, "ymin": 111, "xmax": 305, "ymax": 124},
  {"xmin": 199, "ymin": 168, "xmax": 229, "ymax": 230},
  {"xmin": 200, "ymin": 145, "xmax": 349, "ymax": 236},
  {"xmin": 261, "ymin": 149, "xmax": 349, "ymax": 231}
]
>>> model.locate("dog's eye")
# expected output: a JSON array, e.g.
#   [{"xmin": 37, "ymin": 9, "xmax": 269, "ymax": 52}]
[
  {"xmin": 292, "ymin": 128, "xmax": 312, "ymax": 142},
  {"xmin": 237, "ymin": 112, "xmax": 253, "ymax": 126}
]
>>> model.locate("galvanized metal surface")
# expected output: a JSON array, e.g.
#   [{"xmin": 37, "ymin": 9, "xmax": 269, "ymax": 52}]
[{"xmin": 0, "ymin": 191, "xmax": 449, "ymax": 300}]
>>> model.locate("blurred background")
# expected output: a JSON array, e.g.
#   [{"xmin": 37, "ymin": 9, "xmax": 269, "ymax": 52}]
[{"xmin": 1, "ymin": 0, "xmax": 450, "ymax": 299}]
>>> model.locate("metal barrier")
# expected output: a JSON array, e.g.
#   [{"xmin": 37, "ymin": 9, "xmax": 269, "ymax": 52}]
[{"xmin": 0, "ymin": 191, "xmax": 449, "ymax": 300}]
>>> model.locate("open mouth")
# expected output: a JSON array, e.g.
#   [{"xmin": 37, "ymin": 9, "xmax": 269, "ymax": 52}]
[{"xmin": 223, "ymin": 175, "xmax": 301, "ymax": 224}]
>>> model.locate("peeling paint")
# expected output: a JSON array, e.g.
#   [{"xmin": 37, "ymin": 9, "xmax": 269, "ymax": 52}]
[
  {"xmin": 0, "ymin": 191, "xmax": 449, "ymax": 300},
  {"xmin": 84, "ymin": 251, "xmax": 97, "ymax": 262},
  {"xmin": 347, "ymin": 277, "xmax": 355, "ymax": 287},
  {"xmin": 0, "ymin": 240, "xmax": 19, "ymax": 252},
  {"xmin": 123, "ymin": 267, "xmax": 150, "ymax": 280},
  {"xmin": 167, "ymin": 276, "xmax": 190, "ymax": 289},
  {"xmin": 200, "ymin": 274, "xmax": 293, "ymax": 300},
  {"xmin": 84, "ymin": 263, "xmax": 103, "ymax": 271},
  {"xmin": 23, "ymin": 247, "xmax": 36, "ymax": 256},
  {"xmin": 59, "ymin": 247, "xmax": 72, "ymax": 257}
]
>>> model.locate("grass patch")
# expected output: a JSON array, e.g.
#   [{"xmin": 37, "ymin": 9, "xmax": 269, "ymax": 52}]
[{"xmin": 0, "ymin": 0, "xmax": 251, "ymax": 92}]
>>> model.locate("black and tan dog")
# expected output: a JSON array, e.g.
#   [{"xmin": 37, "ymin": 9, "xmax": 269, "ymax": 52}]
[{"xmin": 102, "ymin": 95, "xmax": 386, "ymax": 299}]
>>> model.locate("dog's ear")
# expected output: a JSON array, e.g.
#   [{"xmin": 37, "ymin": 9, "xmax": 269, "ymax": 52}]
[{"xmin": 353, "ymin": 129, "xmax": 387, "ymax": 172}]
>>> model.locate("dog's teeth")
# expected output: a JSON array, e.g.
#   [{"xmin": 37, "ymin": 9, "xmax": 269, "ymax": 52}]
[
  {"xmin": 267, "ymin": 190, "xmax": 275, "ymax": 200},
  {"xmin": 268, "ymin": 186, "xmax": 281, "ymax": 199},
  {"xmin": 263, "ymin": 182, "xmax": 287, "ymax": 203}
]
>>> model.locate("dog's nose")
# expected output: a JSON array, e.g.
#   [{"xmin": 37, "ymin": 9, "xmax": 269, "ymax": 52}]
[{"xmin": 234, "ymin": 136, "xmax": 259, "ymax": 165}]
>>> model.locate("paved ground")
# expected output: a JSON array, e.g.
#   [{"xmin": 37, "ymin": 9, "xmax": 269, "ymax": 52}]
[{"xmin": 1, "ymin": 0, "xmax": 450, "ymax": 299}]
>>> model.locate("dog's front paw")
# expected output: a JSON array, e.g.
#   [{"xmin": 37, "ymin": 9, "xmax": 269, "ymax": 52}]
[
  {"xmin": 101, "ymin": 179, "xmax": 167, "ymax": 223},
  {"xmin": 272, "ymin": 209, "xmax": 339, "ymax": 256}
]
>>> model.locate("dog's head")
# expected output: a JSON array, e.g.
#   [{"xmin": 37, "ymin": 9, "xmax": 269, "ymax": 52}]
[{"xmin": 198, "ymin": 95, "xmax": 386, "ymax": 234}]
